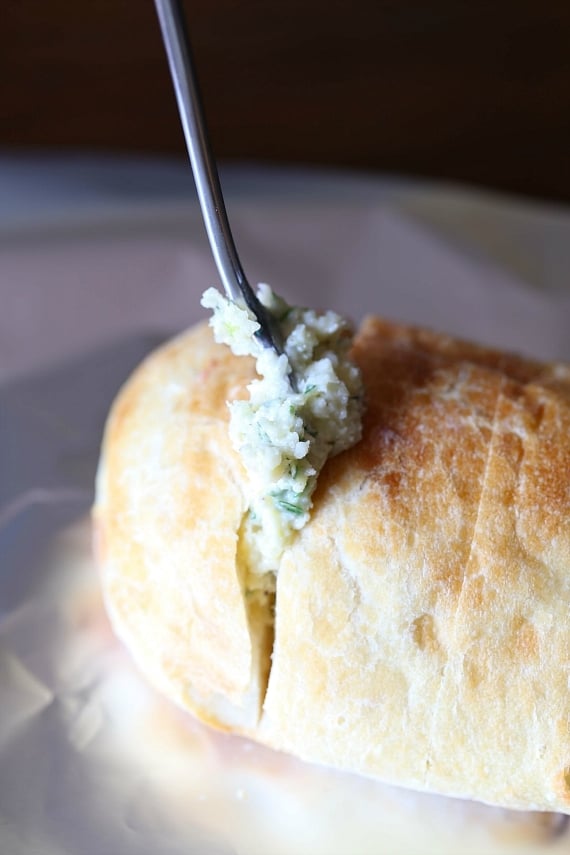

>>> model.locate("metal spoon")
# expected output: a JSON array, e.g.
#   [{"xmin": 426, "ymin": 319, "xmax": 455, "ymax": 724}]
[{"xmin": 154, "ymin": 0, "xmax": 284, "ymax": 356}]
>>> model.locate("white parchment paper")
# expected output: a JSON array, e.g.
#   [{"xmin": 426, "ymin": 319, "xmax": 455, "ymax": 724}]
[{"xmin": 1, "ymin": 161, "xmax": 570, "ymax": 854}]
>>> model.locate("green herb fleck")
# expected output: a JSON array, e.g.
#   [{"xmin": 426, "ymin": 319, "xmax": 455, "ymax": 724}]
[
  {"xmin": 257, "ymin": 424, "xmax": 271, "ymax": 443},
  {"xmin": 276, "ymin": 499, "xmax": 304, "ymax": 515}
]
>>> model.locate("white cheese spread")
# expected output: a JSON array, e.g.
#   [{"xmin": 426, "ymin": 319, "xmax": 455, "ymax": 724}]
[{"xmin": 201, "ymin": 284, "xmax": 363, "ymax": 574}]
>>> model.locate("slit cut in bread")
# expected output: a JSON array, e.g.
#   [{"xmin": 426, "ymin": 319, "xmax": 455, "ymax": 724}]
[{"xmin": 93, "ymin": 316, "xmax": 570, "ymax": 815}]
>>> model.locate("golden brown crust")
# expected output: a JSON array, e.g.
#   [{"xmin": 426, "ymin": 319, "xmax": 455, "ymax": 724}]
[{"xmin": 94, "ymin": 316, "xmax": 570, "ymax": 813}]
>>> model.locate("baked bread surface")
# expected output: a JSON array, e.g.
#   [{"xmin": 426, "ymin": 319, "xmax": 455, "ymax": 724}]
[{"xmin": 94, "ymin": 316, "xmax": 570, "ymax": 813}]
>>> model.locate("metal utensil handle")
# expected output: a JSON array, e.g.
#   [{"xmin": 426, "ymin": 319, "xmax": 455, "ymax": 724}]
[{"xmin": 153, "ymin": 0, "xmax": 266, "ymax": 323}]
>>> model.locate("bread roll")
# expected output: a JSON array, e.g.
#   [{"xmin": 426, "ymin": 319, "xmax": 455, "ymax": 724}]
[{"xmin": 93, "ymin": 316, "xmax": 570, "ymax": 814}]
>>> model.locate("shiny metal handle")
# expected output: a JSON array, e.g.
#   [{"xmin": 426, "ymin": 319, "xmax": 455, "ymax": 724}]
[{"xmin": 154, "ymin": 0, "xmax": 280, "ymax": 351}]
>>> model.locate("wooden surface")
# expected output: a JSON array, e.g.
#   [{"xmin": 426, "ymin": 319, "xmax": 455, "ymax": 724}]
[{"xmin": 2, "ymin": 1, "xmax": 570, "ymax": 203}]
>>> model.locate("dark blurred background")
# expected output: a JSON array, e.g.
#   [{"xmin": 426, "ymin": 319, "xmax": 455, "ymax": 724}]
[{"xmin": 2, "ymin": 1, "xmax": 569, "ymax": 203}]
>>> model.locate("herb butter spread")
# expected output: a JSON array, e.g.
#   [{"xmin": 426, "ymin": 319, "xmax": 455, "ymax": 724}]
[{"xmin": 201, "ymin": 284, "xmax": 364, "ymax": 574}]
